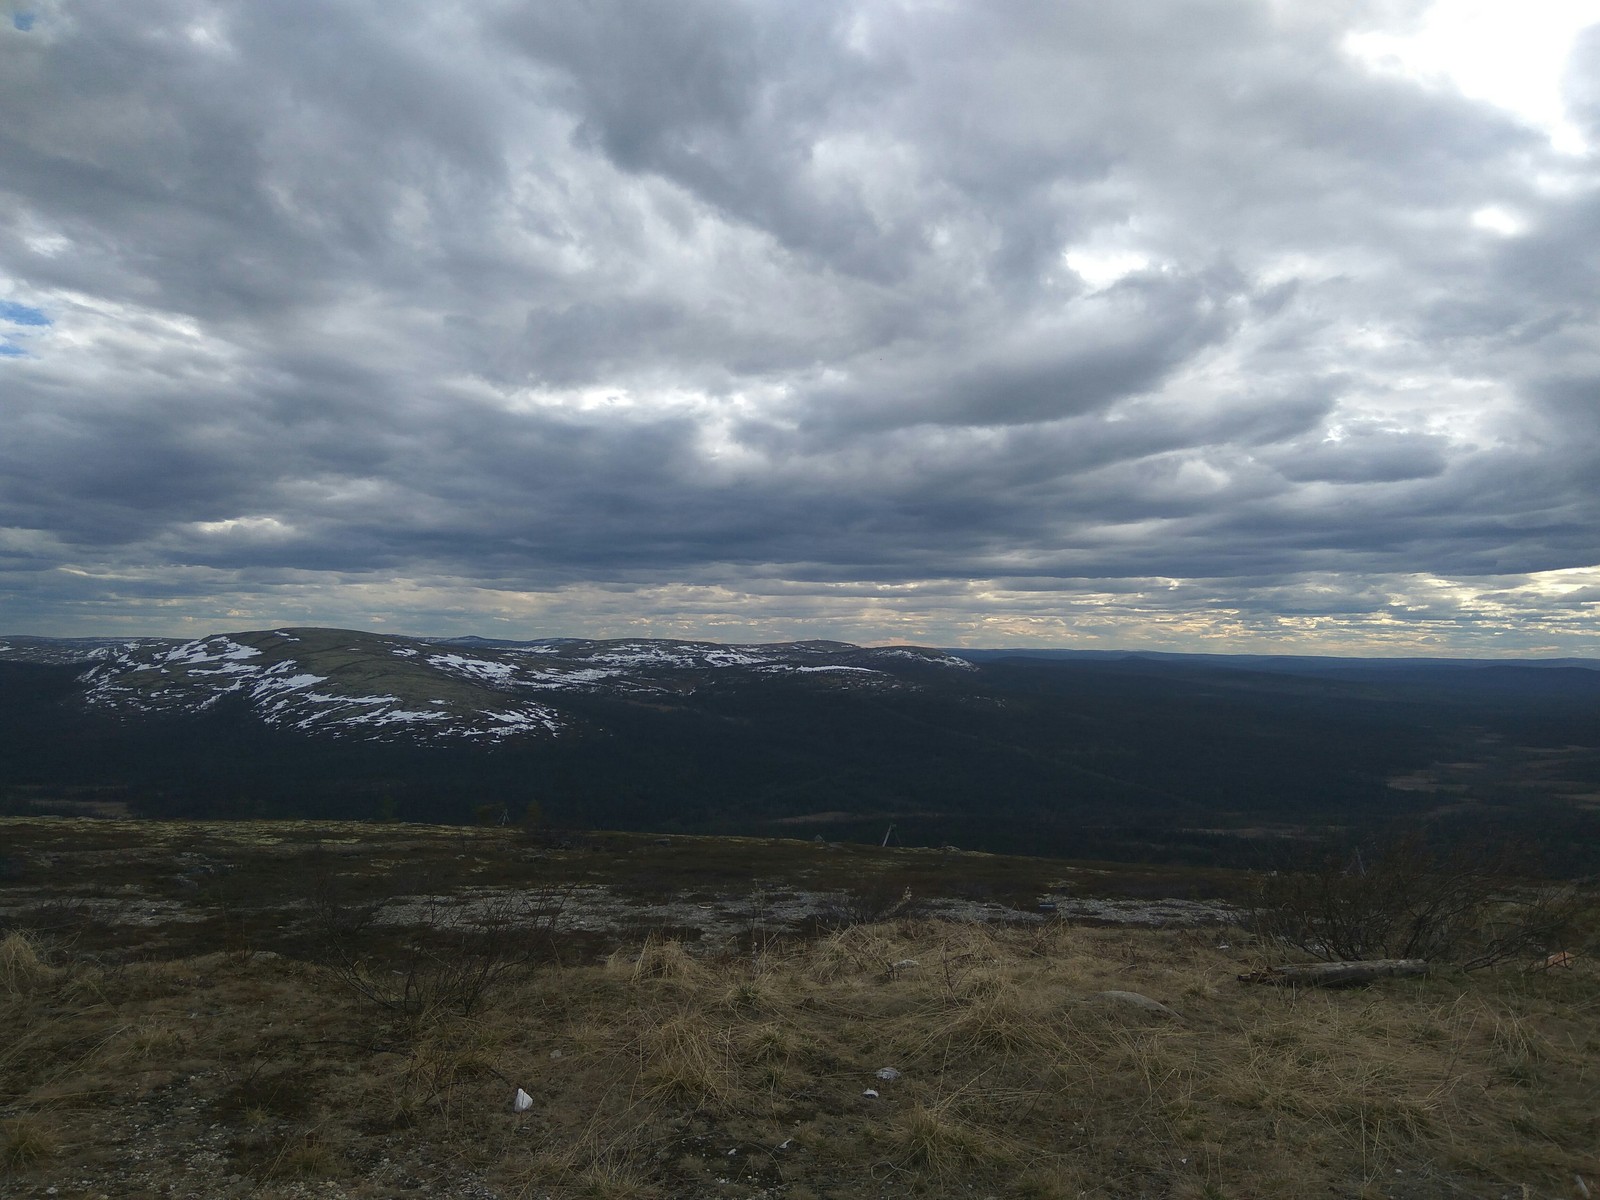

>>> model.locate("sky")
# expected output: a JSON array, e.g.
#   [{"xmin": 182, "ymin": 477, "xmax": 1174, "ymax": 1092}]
[{"xmin": 3, "ymin": 0, "xmax": 1600, "ymax": 654}]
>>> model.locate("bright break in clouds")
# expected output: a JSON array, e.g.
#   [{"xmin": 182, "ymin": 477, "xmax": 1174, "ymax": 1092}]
[{"xmin": 2, "ymin": 0, "xmax": 1599, "ymax": 653}]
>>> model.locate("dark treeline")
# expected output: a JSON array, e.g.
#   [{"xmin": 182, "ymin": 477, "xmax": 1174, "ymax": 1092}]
[{"xmin": 3, "ymin": 656, "xmax": 1598, "ymax": 871}]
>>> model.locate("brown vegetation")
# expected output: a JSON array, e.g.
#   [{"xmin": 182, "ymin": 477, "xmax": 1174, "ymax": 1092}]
[
  {"xmin": 3, "ymin": 909, "xmax": 1598, "ymax": 1198},
  {"xmin": 1, "ymin": 819, "xmax": 1597, "ymax": 1197}
]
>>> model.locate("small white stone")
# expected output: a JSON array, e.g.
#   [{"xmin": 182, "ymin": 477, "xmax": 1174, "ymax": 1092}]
[
  {"xmin": 513, "ymin": 1088, "xmax": 534, "ymax": 1112},
  {"xmin": 862, "ymin": 1088, "xmax": 879, "ymax": 1099}
]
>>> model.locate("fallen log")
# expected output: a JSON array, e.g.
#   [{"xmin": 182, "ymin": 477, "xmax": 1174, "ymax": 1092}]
[{"xmin": 1238, "ymin": 959, "xmax": 1429, "ymax": 987}]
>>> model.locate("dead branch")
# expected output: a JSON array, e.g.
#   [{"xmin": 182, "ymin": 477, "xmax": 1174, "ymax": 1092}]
[{"xmin": 1238, "ymin": 959, "xmax": 1429, "ymax": 987}]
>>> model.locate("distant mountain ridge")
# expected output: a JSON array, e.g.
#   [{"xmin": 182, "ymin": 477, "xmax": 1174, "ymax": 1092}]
[
  {"xmin": 3, "ymin": 627, "xmax": 1599, "ymax": 865},
  {"xmin": 946, "ymin": 647, "xmax": 1600, "ymax": 671},
  {"xmin": 3, "ymin": 628, "xmax": 1596, "ymax": 747},
  {"xmin": 0, "ymin": 627, "xmax": 974, "ymax": 743}
]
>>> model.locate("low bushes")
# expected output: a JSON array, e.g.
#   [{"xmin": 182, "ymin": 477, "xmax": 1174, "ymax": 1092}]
[{"xmin": 1250, "ymin": 833, "xmax": 1590, "ymax": 968}]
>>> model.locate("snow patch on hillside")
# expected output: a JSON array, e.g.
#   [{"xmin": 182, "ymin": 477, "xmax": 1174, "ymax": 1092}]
[
  {"xmin": 428, "ymin": 653, "xmax": 520, "ymax": 684},
  {"xmin": 876, "ymin": 648, "xmax": 977, "ymax": 670},
  {"xmin": 762, "ymin": 664, "xmax": 883, "ymax": 675},
  {"xmin": 514, "ymin": 667, "xmax": 625, "ymax": 689},
  {"xmin": 162, "ymin": 637, "xmax": 262, "ymax": 667}
]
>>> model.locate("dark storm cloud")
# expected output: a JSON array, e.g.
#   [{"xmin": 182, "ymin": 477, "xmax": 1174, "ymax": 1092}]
[
  {"xmin": 2, "ymin": 0, "xmax": 1599, "ymax": 649},
  {"xmin": 1269, "ymin": 427, "xmax": 1452, "ymax": 485}
]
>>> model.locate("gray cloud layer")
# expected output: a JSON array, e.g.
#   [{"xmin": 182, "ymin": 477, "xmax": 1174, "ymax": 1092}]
[{"xmin": 2, "ymin": 0, "xmax": 1599, "ymax": 652}]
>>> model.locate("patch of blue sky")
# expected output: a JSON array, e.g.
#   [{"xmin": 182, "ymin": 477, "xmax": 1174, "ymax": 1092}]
[
  {"xmin": 0, "ymin": 342, "xmax": 25, "ymax": 357},
  {"xmin": 0, "ymin": 300, "xmax": 50, "ymax": 326},
  {"xmin": 14, "ymin": 12, "xmax": 36, "ymax": 32}
]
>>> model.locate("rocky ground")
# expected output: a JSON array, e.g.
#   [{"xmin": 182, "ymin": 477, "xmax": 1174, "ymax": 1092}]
[{"xmin": 3, "ymin": 819, "xmax": 1593, "ymax": 1199}]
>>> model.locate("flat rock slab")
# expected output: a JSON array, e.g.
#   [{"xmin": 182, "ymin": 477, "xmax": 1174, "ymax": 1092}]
[{"xmin": 1088, "ymin": 990, "xmax": 1184, "ymax": 1019}]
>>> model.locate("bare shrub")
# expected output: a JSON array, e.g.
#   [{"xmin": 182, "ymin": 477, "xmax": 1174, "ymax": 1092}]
[
  {"xmin": 194, "ymin": 866, "xmax": 259, "ymax": 963},
  {"xmin": 1250, "ymin": 833, "xmax": 1587, "ymax": 968},
  {"xmin": 820, "ymin": 880, "xmax": 926, "ymax": 929},
  {"xmin": 308, "ymin": 868, "xmax": 570, "ymax": 1022}
]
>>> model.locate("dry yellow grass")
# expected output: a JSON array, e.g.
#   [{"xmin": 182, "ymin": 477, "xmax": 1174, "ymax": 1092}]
[
  {"xmin": 0, "ymin": 930, "xmax": 49, "ymax": 996},
  {"xmin": 1, "ymin": 916, "xmax": 1597, "ymax": 1198}
]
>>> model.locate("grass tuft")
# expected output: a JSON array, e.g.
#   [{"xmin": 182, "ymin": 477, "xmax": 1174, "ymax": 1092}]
[
  {"xmin": 0, "ymin": 930, "xmax": 50, "ymax": 995},
  {"xmin": 892, "ymin": 1098, "xmax": 1012, "ymax": 1178},
  {"xmin": 267, "ymin": 1130, "xmax": 337, "ymax": 1179},
  {"xmin": 574, "ymin": 1161, "xmax": 658, "ymax": 1199},
  {"xmin": 113, "ymin": 1019, "xmax": 186, "ymax": 1064},
  {"xmin": 1, "ymin": 1116, "xmax": 59, "ymax": 1171},
  {"xmin": 635, "ymin": 1009, "xmax": 734, "ymax": 1107},
  {"xmin": 623, "ymin": 935, "xmax": 702, "ymax": 985}
]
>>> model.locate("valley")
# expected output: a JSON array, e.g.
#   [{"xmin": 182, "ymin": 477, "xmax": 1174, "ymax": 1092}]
[{"xmin": 3, "ymin": 629, "xmax": 1599, "ymax": 869}]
